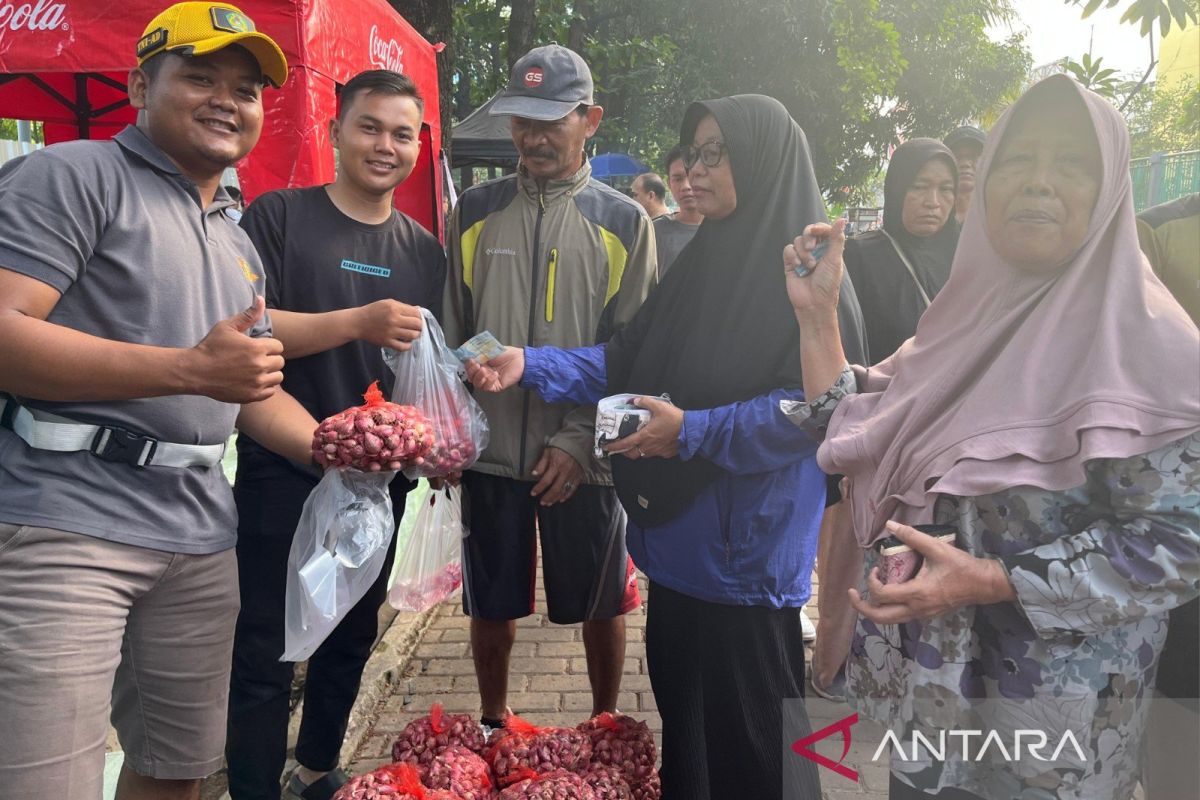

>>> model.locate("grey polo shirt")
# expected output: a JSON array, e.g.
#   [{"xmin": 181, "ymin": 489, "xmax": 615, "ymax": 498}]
[{"xmin": 0, "ymin": 125, "xmax": 270, "ymax": 554}]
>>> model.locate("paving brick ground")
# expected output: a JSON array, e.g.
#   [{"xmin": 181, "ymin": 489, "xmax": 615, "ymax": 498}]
[{"xmin": 343, "ymin": 571, "xmax": 891, "ymax": 799}]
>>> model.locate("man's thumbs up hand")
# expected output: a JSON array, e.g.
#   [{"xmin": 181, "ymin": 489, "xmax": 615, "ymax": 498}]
[
  {"xmin": 186, "ymin": 295, "xmax": 285, "ymax": 403},
  {"xmin": 229, "ymin": 294, "xmax": 267, "ymax": 334}
]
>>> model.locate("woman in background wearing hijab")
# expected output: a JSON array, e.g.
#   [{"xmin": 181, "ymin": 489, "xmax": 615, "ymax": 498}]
[
  {"xmin": 785, "ymin": 75, "xmax": 1200, "ymax": 799},
  {"xmin": 466, "ymin": 94, "xmax": 867, "ymax": 798},
  {"xmin": 845, "ymin": 138, "xmax": 959, "ymax": 365},
  {"xmin": 810, "ymin": 139, "xmax": 960, "ymax": 703}
]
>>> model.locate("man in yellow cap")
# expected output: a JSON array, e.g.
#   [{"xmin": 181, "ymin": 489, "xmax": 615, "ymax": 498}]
[{"xmin": 0, "ymin": 4, "xmax": 312, "ymax": 799}]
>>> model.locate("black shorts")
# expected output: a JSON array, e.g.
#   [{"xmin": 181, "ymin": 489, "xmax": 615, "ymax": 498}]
[{"xmin": 460, "ymin": 471, "xmax": 641, "ymax": 624}]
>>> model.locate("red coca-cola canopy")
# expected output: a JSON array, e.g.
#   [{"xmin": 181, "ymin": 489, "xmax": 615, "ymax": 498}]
[{"xmin": 0, "ymin": 0, "xmax": 444, "ymax": 239}]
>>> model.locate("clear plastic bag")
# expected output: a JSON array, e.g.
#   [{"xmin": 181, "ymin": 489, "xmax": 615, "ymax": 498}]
[
  {"xmin": 282, "ymin": 468, "xmax": 395, "ymax": 661},
  {"xmin": 387, "ymin": 485, "xmax": 464, "ymax": 613},
  {"xmin": 384, "ymin": 308, "xmax": 489, "ymax": 479}
]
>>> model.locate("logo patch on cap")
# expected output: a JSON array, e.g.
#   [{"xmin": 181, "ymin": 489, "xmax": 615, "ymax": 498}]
[
  {"xmin": 523, "ymin": 67, "xmax": 544, "ymax": 88},
  {"xmin": 137, "ymin": 28, "xmax": 169, "ymax": 59},
  {"xmin": 211, "ymin": 7, "xmax": 255, "ymax": 34}
]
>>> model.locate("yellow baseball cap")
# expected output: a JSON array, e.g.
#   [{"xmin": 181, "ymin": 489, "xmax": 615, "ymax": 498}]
[{"xmin": 136, "ymin": 2, "xmax": 288, "ymax": 88}]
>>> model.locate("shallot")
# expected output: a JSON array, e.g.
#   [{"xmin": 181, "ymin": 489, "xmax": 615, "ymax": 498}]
[{"xmin": 312, "ymin": 382, "xmax": 434, "ymax": 471}]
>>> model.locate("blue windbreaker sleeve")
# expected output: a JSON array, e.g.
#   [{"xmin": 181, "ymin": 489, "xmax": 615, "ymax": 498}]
[
  {"xmin": 678, "ymin": 388, "xmax": 819, "ymax": 474},
  {"xmin": 521, "ymin": 344, "xmax": 609, "ymax": 406}
]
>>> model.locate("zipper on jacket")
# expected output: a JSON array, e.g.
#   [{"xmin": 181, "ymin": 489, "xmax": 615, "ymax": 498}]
[
  {"xmin": 518, "ymin": 189, "xmax": 547, "ymax": 476},
  {"xmin": 545, "ymin": 248, "xmax": 558, "ymax": 323}
]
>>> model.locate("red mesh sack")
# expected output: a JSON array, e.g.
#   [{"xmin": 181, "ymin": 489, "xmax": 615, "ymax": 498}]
[
  {"xmin": 421, "ymin": 745, "xmax": 496, "ymax": 800},
  {"xmin": 496, "ymin": 769, "xmax": 598, "ymax": 800},
  {"xmin": 393, "ymin": 703, "xmax": 488, "ymax": 766},
  {"xmin": 312, "ymin": 382, "xmax": 435, "ymax": 472},
  {"xmin": 579, "ymin": 764, "xmax": 632, "ymax": 800},
  {"xmin": 332, "ymin": 763, "xmax": 428, "ymax": 800},
  {"xmin": 575, "ymin": 714, "xmax": 656, "ymax": 788},
  {"xmin": 629, "ymin": 774, "xmax": 660, "ymax": 800},
  {"xmin": 486, "ymin": 716, "xmax": 593, "ymax": 787}
]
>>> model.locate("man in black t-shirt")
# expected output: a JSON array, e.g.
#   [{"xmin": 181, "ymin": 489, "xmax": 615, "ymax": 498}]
[{"xmin": 226, "ymin": 71, "xmax": 447, "ymax": 800}]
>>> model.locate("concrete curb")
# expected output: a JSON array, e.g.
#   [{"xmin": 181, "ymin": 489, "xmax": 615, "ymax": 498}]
[
  {"xmin": 202, "ymin": 605, "xmax": 442, "ymax": 800},
  {"xmin": 335, "ymin": 605, "xmax": 441, "ymax": 765}
]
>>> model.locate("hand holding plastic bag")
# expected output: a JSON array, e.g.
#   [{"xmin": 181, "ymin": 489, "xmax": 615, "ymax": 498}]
[
  {"xmin": 385, "ymin": 308, "xmax": 489, "ymax": 479},
  {"xmin": 283, "ymin": 468, "xmax": 395, "ymax": 662},
  {"xmin": 388, "ymin": 485, "xmax": 464, "ymax": 613}
]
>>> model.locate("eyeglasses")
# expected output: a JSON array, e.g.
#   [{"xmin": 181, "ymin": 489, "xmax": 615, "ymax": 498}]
[{"xmin": 682, "ymin": 141, "xmax": 727, "ymax": 170}]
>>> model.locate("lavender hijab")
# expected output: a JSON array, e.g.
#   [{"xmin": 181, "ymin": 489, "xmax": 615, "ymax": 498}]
[{"xmin": 818, "ymin": 75, "xmax": 1200, "ymax": 547}]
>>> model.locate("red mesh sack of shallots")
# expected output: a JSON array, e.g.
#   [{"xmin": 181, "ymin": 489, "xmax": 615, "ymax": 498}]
[
  {"xmin": 332, "ymin": 763, "xmax": 428, "ymax": 800},
  {"xmin": 576, "ymin": 714, "xmax": 656, "ymax": 789},
  {"xmin": 421, "ymin": 745, "xmax": 496, "ymax": 800},
  {"xmin": 497, "ymin": 769, "xmax": 598, "ymax": 800},
  {"xmin": 286, "ymin": 382, "xmax": 414, "ymax": 662},
  {"xmin": 579, "ymin": 765, "xmax": 632, "ymax": 800},
  {"xmin": 393, "ymin": 703, "xmax": 488, "ymax": 766},
  {"xmin": 486, "ymin": 716, "xmax": 593, "ymax": 787},
  {"xmin": 312, "ymin": 382, "xmax": 435, "ymax": 472},
  {"xmin": 629, "ymin": 774, "xmax": 660, "ymax": 800}
]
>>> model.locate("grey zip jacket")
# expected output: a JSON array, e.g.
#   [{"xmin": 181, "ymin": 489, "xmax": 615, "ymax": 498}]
[{"xmin": 443, "ymin": 159, "xmax": 658, "ymax": 484}]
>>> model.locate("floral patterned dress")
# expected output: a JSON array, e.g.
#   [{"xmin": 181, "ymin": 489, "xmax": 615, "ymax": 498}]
[{"xmin": 784, "ymin": 367, "xmax": 1200, "ymax": 800}]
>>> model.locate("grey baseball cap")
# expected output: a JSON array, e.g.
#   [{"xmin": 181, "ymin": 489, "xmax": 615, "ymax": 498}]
[
  {"xmin": 944, "ymin": 125, "xmax": 987, "ymax": 151},
  {"xmin": 489, "ymin": 44, "xmax": 595, "ymax": 121}
]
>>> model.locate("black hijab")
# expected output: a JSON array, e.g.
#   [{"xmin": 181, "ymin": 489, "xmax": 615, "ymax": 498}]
[
  {"xmin": 846, "ymin": 138, "xmax": 959, "ymax": 363},
  {"xmin": 605, "ymin": 94, "xmax": 867, "ymax": 526},
  {"xmin": 881, "ymin": 138, "xmax": 959, "ymax": 288}
]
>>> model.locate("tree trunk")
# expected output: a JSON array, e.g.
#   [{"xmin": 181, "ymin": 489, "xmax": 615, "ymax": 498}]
[
  {"xmin": 506, "ymin": 0, "xmax": 537, "ymax": 72},
  {"xmin": 568, "ymin": 0, "xmax": 590, "ymax": 53},
  {"xmin": 388, "ymin": 0, "xmax": 454, "ymax": 152}
]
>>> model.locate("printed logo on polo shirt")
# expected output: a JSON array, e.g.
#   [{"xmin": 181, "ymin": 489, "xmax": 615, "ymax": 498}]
[
  {"xmin": 523, "ymin": 67, "xmax": 544, "ymax": 88},
  {"xmin": 238, "ymin": 257, "xmax": 259, "ymax": 283},
  {"xmin": 341, "ymin": 259, "xmax": 392, "ymax": 278}
]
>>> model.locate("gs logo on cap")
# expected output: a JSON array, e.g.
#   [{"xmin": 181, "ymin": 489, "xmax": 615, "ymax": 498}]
[{"xmin": 523, "ymin": 67, "xmax": 544, "ymax": 88}]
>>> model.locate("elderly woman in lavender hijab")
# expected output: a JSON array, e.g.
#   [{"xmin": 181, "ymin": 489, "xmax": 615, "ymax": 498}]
[{"xmin": 783, "ymin": 75, "xmax": 1200, "ymax": 800}]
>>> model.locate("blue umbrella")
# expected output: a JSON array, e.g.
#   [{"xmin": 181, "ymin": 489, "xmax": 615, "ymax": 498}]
[{"xmin": 590, "ymin": 152, "xmax": 650, "ymax": 179}]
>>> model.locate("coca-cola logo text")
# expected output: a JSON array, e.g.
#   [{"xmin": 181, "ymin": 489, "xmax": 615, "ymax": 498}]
[
  {"xmin": 369, "ymin": 24, "xmax": 403, "ymax": 73},
  {"xmin": 0, "ymin": 0, "xmax": 69, "ymax": 32}
]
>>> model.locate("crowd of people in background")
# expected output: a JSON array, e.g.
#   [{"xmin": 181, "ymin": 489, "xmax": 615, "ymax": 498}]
[{"xmin": 0, "ymin": 3, "xmax": 1196, "ymax": 800}]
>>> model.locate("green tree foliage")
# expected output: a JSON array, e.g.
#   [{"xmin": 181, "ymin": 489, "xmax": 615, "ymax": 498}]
[
  {"xmin": 1123, "ymin": 77, "xmax": 1200, "ymax": 155},
  {"xmin": 454, "ymin": 0, "xmax": 1030, "ymax": 203},
  {"xmin": 1061, "ymin": 0, "xmax": 1197, "ymax": 142},
  {"xmin": 0, "ymin": 119, "xmax": 43, "ymax": 143},
  {"xmin": 1064, "ymin": 52, "xmax": 1122, "ymax": 97},
  {"xmin": 1066, "ymin": 0, "xmax": 1198, "ymax": 36}
]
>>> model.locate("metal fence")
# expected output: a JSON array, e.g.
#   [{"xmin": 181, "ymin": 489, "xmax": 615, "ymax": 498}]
[
  {"xmin": 0, "ymin": 138, "xmax": 42, "ymax": 166},
  {"xmin": 1130, "ymin": 150, "xmax": 1200, "ymax": 212}
]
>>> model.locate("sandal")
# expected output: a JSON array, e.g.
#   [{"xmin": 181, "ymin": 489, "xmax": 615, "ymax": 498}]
[{"xmin": 286, "ymin": 767, "xmax": 350, "ymax": 800}]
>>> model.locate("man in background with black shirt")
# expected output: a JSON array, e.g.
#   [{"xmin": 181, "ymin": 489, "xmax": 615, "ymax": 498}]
[{"xmin": 225, "ymin": 70, "xmax": 446, "ymax": 800}]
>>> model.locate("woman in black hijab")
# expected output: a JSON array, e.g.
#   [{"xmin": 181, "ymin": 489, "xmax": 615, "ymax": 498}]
[
  {"xmin": 468, "ymin": 95, "xmax": 866, "ymax": 798},
  {"xmin": 846, "ymin": 138, "xmax": 959, "ymax": 363}
]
